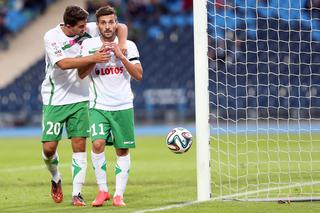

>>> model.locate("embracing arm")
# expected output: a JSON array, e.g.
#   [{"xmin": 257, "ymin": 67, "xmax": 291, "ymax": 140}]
[
  {"xmin": 116, "ymin": 23, "xmax": 128, "ymax": 54},
  {"xmin": 56, "ymin": 55, "xmax": 95, "ymax": 70},
  {"xmin": 56, "ymin": 49, "xmax": 108, "ymax": 70}
]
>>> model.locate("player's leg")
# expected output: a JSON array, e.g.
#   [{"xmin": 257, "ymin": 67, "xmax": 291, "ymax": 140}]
[
  {"xmin": 42, "ymin": 105, "xmax": 65, "ymax": 203},
  {"xmin": 42, "ymin": 141, "xmax": 60, "ymax": 182},
  {"xmin": 109, "ymin": 108, "xmax": 135, "ymax": 206},
  {"xmin": 70, "ymin": 137, "xmax": 87, "ymax": 206},
  {"xmin": 66, "ymin": 102, "xmax": 89, "ymax": 206},
  {"xmin": 42, "ymin": 141, "xmax": 63, "ymax": 203},
  {"xmin": 113, "ymin": 148, "xmax": 130, "ymax": 206},
  {"xmin": 90, "ymin": 109, "xmax": 111, "ymax": 207},
  {"xmin": 91, "ymin": 139, "xmax": 111, "ymax": 207}
]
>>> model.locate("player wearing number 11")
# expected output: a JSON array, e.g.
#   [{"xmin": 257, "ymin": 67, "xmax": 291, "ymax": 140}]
[{"xmin": 78, "ymin": 5, "xmax": 143, "ymax": 207}]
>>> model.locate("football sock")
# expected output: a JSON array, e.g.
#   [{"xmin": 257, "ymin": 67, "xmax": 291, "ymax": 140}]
[
  {"xmin": 91, "ymin": 151, "xmax": 108, "ymax": 192},
  {"xmin": 72, "ymin": 152, "xmax": 87, "ymax": 196},
  {"xmin": 42, "ymin": 151, "xmax": 61, "ymax": 183},
  {"xmin": 114, "ymin": 154, "xmax": 130, "ymax": 197}
]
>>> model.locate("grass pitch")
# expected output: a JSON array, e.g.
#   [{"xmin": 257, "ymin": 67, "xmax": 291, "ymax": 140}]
[
  {"xmin": 0, "ymin": 136, "xmax": 319, "ymax": 212},
  {"xmin": 211, "ymin": 134, "xmax": 320, "ymax": 200}
]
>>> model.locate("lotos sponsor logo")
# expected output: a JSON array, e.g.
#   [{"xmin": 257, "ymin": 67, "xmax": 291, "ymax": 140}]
[{"xmin": 95, "ymin": 66, "xmax": 124, "ymax": 76}]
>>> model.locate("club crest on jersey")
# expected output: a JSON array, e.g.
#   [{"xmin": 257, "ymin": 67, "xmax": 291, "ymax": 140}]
[{"xmin": 95, "ymin": 66, "xmax": 124, "ymax": 76}]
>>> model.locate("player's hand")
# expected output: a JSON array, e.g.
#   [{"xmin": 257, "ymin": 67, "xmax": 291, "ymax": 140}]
[
  {"xmin": 110, "ymin": 42, "xmax": 125, "ymax": 60},
  {"xmin": 92, "ymin": 47, "xmax": 110, "ymax": 63},
  {"xmin": 98, "ymin": 44, "xmax": 105, "ymax": 52}
]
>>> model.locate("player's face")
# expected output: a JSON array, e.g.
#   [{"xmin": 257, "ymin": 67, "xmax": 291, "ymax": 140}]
[
  {"xmin": 97, "ymin": 15, "xmax": 117, "ymax": 40},
  {"xmin": 69, "ymin": 20, "xmax": 87, "ymax": 36}
]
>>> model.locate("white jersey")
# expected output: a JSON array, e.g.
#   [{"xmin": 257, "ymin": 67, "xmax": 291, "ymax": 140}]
[
  {"xmin": 81, "ymin": 37, "xmax": 140, "ymax": 111},
  {"xmin": 41, "ymin": 22, "xmax": 99, "ymax": 105}
]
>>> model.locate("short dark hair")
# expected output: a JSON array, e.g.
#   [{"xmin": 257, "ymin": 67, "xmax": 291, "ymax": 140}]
[
  {"xmin": 63, "ymin": 5, "xmax": 89, "ymax": 26},
  {"xmin": 95, "ymin": 5, "xmax": 117, "ymax": 22}
]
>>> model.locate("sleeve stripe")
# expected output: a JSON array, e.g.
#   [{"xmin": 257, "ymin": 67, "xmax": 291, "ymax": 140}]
[{"xmin": 129, "ymin": 57, "xmax": 139, "ymax": 61}]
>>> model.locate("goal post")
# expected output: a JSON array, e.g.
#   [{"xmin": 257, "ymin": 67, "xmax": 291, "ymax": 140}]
[
  {"xmin": 195, "ymin": 0, "xmax": 320, "ymax": 202},
  {"xmin": 193, "ymin": 0, "xmax": 211, "ymax": 201}
]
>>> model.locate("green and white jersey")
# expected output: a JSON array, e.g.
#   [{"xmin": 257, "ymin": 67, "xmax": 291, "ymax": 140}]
[
  {"xmin": 81, "ymin": 37, "xmax": 140, "ymax": 111},
  {"xmin": 41, "ymin": 22, "xmax": 99, "ymax": 105}
]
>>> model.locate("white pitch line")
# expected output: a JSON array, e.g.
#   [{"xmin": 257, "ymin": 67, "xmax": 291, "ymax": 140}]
[
  {"xmin": 134, "ymin": 181, "xmax": 320, "ymax": 213},
  {"xmin": 0, "ymin": 163, "xmax": 69, "ymax": 173},
  {"xmin": 133, "ymin": 200, "xmax": 203, "ymax": 213},
  {"xmin": 213, "ymin": 181, "xmax": 320, "ymax": 200}
]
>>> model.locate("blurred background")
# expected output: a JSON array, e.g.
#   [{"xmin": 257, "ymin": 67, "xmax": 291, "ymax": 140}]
[
  {"xmin": 0, "ymin": 0, "xmax": 194, "ymax": 129},
  {"xmin": 208, "ymin": 0, "xmax": 320, "ymax": 123},
  {"xmin": 1, "ymin": 0, "xmax": 320, "ymax": 129}
]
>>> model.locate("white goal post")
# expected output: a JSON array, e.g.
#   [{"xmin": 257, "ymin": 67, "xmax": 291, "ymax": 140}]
[{"xmin": 193, "ymin": 0, "xmax": 211, "ymax": 201}]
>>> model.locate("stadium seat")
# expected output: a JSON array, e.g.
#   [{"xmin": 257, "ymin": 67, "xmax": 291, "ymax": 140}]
[{"xmin": 1, "ymin": 1, "xmax": 320, "ymax": 125}]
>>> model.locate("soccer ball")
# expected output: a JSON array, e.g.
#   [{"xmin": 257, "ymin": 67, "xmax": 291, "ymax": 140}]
[{"xmin": 166, "ymin": 127, "xmax": 192, "ymax": 154}]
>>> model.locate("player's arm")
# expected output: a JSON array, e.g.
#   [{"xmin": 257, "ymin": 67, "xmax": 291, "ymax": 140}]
[
  {"xmin": 44, "ymin": 35, "xmax": 108, "ymax": 70},
  {"xmin": 112, "ymin": 42, "xmax": 143, "ymax": 81},
  {"xmin": 116, "ymin": 23, "xmax": 128, "ymax": 54},
  {"xmin": 120, "ymin": 56, "xmax": 143, "ymax": 81},
  {"xmin": 56, "ymin": 52, "xmax": 108, "ymax": 70},
  {"xmin": 78, "ymin": 63, "xmax": 96, "ymax": 79}
]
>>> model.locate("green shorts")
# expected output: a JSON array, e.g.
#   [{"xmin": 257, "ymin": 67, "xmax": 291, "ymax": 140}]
[
  {"xmin": 41, "ymin": 101, "xmax": 89, "ymax": 142},
  {"xmin": 89, "ymin": 108, "xmax": 135, "ymax": 149}
]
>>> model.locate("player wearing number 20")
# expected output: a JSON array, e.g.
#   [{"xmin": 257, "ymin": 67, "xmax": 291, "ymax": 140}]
[{"xmin": 78, "ymin": 5, "xmax": 143, "ymax": 207}]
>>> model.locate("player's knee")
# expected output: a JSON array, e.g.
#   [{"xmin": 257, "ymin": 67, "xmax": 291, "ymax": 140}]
[
  {"xmin": 92, "ymin": 140, "xmax": 105, "ymax": 153},
  {"xmin": 71, "ymin": 137, "xmax": 86, "ymax": 144},
  {"xmin": 43, "ymin": 150, "xmax": 56, "ymax": 158},
  {"xmin": 42, "ymin": 142, "xmax": 58, "ymax": 157},
  {"xmin": 71, "ymin": 137, "xmax": 86, "ymax": 152}
]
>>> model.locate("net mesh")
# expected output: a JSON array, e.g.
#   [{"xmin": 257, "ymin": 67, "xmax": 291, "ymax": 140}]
[{"xmin": 207, "ymin": 0, "xmax": 320, "ymax": 200}]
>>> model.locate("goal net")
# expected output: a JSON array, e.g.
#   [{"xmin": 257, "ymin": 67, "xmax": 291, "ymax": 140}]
[{"xmin": 195, "ymin": 0, "xmax": 320, "ymax": 201}]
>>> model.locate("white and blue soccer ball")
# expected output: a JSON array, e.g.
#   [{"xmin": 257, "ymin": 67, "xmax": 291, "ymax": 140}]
[{"xmin": 166, "ymin": 127, "xmax": 192, "ymax": 154}]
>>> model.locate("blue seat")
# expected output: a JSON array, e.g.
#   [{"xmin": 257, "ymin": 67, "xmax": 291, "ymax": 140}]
[
  {"xmin": 5, "ymin": 10, "xmax": 28, "ymax": 33},
  {"xmin": 159, "ymin": 15, "xmax": 174, "ymax": 28}
]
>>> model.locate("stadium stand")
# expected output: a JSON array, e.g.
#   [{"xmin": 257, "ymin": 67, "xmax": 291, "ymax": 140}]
[
  {"xmin": 208, "ymin": 0, "xmax": 320, "ymax": 120},
  {"xmin": 0, "ymin": 0, "xmax": 194, "ymax": 126},
  {"xmin": 1, "ymin": 0, "xmax": 320, "ymax": 127},
  {"xmin": 0, "ymin": 0, "xmax": 56, "ymax": 51},
  {"xmin": 0, "ymin": 58, "xmax": 44, "ymax": 126}
]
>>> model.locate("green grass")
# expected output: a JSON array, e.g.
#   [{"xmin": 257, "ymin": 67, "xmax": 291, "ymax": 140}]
[
  {"xmin": 0, "ymin": 136, "xmax": 319, "ymax": 212},
  {"xmin": 211, "ymin": 134, "xmax": 320, "ymax": 199}
]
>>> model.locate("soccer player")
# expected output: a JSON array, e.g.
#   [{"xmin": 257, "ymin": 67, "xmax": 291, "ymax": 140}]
[
  {"xmin": 78, "ymin": 5, "xmax": 143, "ymax": 207},
  {"xmin": 41, "ymin": 5, "xmax": 128, "ymax": 206}
]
